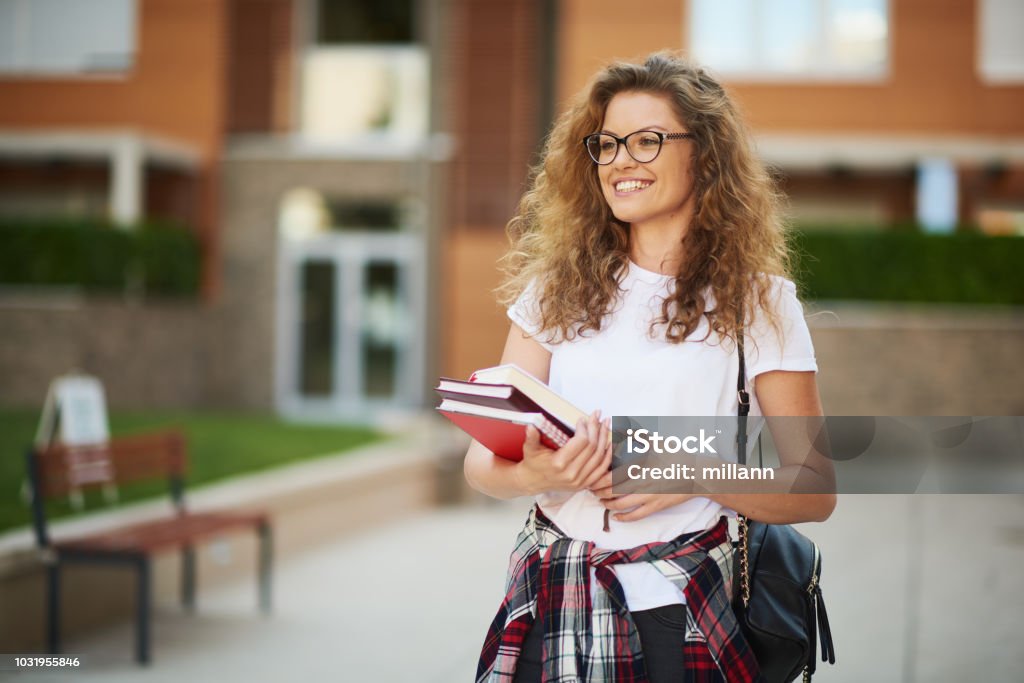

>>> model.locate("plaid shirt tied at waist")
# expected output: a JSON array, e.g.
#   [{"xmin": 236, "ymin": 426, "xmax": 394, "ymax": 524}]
[{"xmin": 476, "ymin": 504, "xmax": 762, "ymax": 683}]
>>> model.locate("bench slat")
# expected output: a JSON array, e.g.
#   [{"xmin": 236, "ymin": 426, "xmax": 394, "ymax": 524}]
[
  {"xmin": 54, "ymin": 511, "xmax": 268, "ymax": 554},
  {"xmin": 33, "ymin": 431, "xmax": 186, "ymax": 499}
]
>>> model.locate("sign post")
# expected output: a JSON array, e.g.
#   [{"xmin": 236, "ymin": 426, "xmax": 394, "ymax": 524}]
[{"xmin": 25, "ymin": 374, "xmax": 117, "ymax": 509}]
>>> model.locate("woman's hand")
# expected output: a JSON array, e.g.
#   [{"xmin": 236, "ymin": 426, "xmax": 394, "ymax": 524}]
[
  {"xmin": 515, "ymin": 411, "xmax": 613, "ymax": 495},
  {"xmin": 589, "ymin": 471, "xmax": 697, "ymax": 522}
]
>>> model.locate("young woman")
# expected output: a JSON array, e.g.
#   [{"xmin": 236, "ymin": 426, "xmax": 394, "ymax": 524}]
[{"xmin": 466, "ymin": 52, "xmax": 836, "ymax": 683}]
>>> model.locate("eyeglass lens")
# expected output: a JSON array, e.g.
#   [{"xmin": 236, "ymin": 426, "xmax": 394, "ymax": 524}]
[{"xmin": 587, "ymin": 132, "xmax": 665, "ymax": 165}]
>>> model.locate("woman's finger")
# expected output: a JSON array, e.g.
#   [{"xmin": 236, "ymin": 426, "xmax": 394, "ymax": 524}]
[
  {"xmin": 581, "ymin": 428, "xmax": 613, "ymax": 489},
  {"xmin": 559, "ymin": 417, "xmax": 598, "ymax": 483},
  {"xmin": 594, "ymin": 416, "xmax": 608, "ymax": 457},
  {"xmin": 552, "ymin": 419, "xmax": 589, "ymax": 467},
  {"xmin": 589, "ymin": 471, "xmax": 614, "ymax": 494},
  {"xmin": 577, "ymin": 447, "xmax": 606, "ymax": 488},
  {"xmin": 569, "ymin": 414, "xmax": 598, "ymax": 461},
  {"xmin": 522, "ymin": 425, "xmax": 543, "ymax": 458},
  {"xmin": 613, "ymin": 502, "xmax": 654, "ymax": 522},
  {"xmin": 577, "ymin": 414, "xmax": 609, "ymax": 475},
  {"xmin": 601, "ymin": 493, "xmax": 647, "ymax": 511}
]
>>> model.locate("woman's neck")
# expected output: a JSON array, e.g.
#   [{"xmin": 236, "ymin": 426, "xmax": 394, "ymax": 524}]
[{"xmin": 629, "ymin": 222, "xmax": 687, "ymax": 275}]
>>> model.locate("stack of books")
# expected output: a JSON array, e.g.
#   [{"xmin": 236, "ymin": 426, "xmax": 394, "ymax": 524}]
[{"xmin": 435, "ymin": 364, "xmax": 587, "ymax": 461}]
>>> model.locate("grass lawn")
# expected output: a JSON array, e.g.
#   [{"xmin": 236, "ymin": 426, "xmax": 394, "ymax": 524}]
[{"xmin": 0, "ymin": 409, "xmax": 382, "ymax": 536}]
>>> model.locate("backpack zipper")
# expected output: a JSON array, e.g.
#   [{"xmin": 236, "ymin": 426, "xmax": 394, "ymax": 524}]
[{"xmin": 807, "ymin": 543, "xmax": 821, "ymax": 594}]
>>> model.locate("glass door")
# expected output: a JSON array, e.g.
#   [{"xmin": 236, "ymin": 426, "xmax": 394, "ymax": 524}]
[{"xmin": 275, "ymin": 232, "xmax": 425, "ymax": 422}]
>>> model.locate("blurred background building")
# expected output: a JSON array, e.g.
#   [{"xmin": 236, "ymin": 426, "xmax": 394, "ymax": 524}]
[{"xmin": 0, "ymin": 0, "xmax": 1022, "ymax": 420}]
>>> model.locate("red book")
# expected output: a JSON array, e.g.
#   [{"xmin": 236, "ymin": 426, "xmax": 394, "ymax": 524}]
[
  {"xmin": 436, "ymin": 399, "xmax": 571, "ymax": 461},
  {"xmin": 436, "ymin": 364, "xmax": 585, "ymax": 461}
]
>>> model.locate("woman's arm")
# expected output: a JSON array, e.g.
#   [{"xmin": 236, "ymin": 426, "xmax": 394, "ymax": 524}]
[
  {"xmin": 593, "ymin": 370, "xmax": 837, "ymax": 524},
  {"xmin": 700, "ymin": 370, "xmax": 837, "ymax": 523},
  {"xmin": 463, "ymin": 323, "xmax": 612, "ymax": 500}
]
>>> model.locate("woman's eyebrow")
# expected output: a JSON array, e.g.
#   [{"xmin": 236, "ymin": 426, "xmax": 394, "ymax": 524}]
[{"xmin": 600, "ymin": 124, "xmax": 670, "ymax": 135}]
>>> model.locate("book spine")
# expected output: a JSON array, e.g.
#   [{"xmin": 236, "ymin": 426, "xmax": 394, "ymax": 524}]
[{"xmin": 436, "ymin": 388, "xmax": 573, "ymax": 440}]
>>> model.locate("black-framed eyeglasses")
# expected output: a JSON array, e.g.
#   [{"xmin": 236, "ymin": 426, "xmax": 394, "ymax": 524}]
[{"xmin": 582, "ymin": 130, "xmax": 695, "ymax": 165}]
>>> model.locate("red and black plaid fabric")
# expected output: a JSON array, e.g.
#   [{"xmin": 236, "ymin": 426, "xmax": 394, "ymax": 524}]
[
  {"xmin": 682, "ymin": 640, "xmax": 725, "ymax": 683},
  {"xmin": 476, "ymin": 505, "xmax": 762, "ymax": 683}
]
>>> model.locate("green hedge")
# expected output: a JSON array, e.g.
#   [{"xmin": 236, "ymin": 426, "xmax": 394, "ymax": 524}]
[
  {"xmin": 0, "ymin": 217, "xmax": 200, "ymax": 297},
  {"xmin": 789, "ymin": 228, "xmax": 1023, "ymax": 305},
  {"xmin": 3, "ymin": 218, "xmax": 1017, "ymax": 304}
]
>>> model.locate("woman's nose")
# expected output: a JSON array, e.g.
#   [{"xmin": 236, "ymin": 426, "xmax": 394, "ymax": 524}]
[{"xmin": 611, "ymin": 142, "xmax": 636, "ymax": 168}]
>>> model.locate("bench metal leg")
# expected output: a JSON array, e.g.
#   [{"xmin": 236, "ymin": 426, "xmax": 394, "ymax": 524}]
[
  {"xmin": 46, "ymin": 563, "xmax": 60, "ymax": 654},
  {"xmin": 136, "ymin": 557, "xmax": 151, "ymax": 665},
  {"xmin": 181, "ymin": 546, "xmax": 196, "ymax": 611},
  {"xmin": 258, "ymin": 522, "xmax": 272, "ymax": 614}
]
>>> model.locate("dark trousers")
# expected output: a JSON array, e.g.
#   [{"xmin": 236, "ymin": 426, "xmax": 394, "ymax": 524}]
[{"xmin": 511, "ymin": 604, "xmax": 725, "ymax": 683}]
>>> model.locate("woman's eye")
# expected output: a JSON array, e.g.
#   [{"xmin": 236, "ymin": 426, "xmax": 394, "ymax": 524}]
[
  {"xmin": 599, "ymin": 140, "xmax": 616, "ymax": 152},
  {"xmin": 638, "ymin": 135, "xmax": 660, "ymax": 147}
]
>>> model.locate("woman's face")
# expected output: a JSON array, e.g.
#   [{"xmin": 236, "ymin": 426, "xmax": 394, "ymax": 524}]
[{"xmin": 596, "ymin": 90, "xmax": 696, "ymax": 231}]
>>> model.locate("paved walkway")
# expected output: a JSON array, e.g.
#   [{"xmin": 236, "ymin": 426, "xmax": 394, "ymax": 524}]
[{"xmin": 3, "ymin": 495, "xmax": 1022, "ymax": 682}]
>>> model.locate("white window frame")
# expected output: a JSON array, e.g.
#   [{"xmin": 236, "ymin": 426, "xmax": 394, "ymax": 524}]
[
  {"xmin": 0, "ymin": 0, "xmax": 137, "ymax": 77},
  {"xmin": 685, "ymin": 0, "xmax": 891, "ymax": 82},
  {"xmin": 977, "ymin": 0, "xmax": 1024, "ymax": 84}
]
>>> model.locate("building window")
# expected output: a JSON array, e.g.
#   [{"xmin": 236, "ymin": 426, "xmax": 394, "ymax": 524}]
[
  {"xmin": 688, "ymin": 0, "xmax": 888, "ymax": 79},
  {"xmin": 978, "ymin": 0, "xmax": 1024, "ymax": 83},
  {"xmin": 315, "ymin": 0, "xmax": 415, "ymax": 45},
  {"xmin": 300, "ymin": 0, "xmax": 427, "ymax": 143},
  {"xmin": 0, "ymin": 0, "xmax": 136, "ymax": 75}
]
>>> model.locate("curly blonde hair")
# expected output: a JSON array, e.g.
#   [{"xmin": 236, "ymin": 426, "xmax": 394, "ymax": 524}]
[{"xmin": 496, "ymin": 51, "xmax": 792, "ymax": 349}]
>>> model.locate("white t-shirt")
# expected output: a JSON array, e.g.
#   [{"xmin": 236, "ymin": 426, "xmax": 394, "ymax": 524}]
[{"xmin": 506, "ymin": 260, "xmax": 818, "ymax": 611}]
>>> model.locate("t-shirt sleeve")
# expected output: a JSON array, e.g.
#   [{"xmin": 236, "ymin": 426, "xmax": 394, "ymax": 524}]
[
  {"xmin": 745, "ymin": 276, "xmax": 817, "ymax": 379},
  {"xmin": 506, "ymin": 278, "xmax": 557, "ymax": 352}
]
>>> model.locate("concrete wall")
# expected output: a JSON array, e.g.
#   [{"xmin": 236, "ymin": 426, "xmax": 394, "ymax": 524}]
[
  {"xmin": 809, "ymin": 304, "xmax": 1024, "ymax": 415},
  {"xmin": 0, "ymin": 292, "xmax": 211, "ymax": 410}
]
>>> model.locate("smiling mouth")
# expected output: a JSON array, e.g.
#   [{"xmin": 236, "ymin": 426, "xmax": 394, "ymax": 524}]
[{"xmin": 614, "ymin": 180, "xmax": 652, "ymax": 193}]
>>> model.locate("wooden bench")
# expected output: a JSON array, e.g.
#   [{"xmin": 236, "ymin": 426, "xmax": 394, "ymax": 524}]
[{"xmin": 24, "ymin": 430, "xmax": 272, "ymax": 664}]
